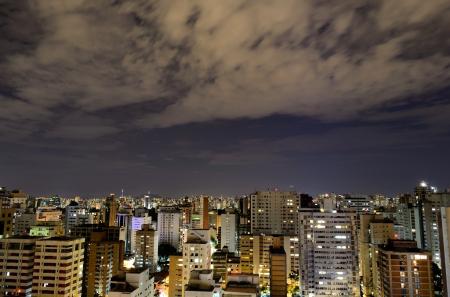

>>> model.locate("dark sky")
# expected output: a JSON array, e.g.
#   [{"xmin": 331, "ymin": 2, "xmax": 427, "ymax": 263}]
[{"xmin": 1, "ymin": 0, "xmax": 450, "ymax": 197}]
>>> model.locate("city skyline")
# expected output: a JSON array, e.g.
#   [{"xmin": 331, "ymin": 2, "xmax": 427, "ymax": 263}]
[
  {"xmin": 1, "ymin": 1, "xmax": 450, "ymax": 196},
  {"xmin": 0, "ymin": 179, "xmax": 448, "ymax": 199}
]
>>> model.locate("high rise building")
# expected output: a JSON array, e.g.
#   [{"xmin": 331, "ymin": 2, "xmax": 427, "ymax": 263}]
[
  {"xmin": 36, "ymin": 207, "xmax": 62, "ymax": 222},
  {"xmin": 184, "ymin": 270, "xmax": 221, "ymax": 297},
  {"xmin": 180, "ymin": 201, "xmax": 192, "ymax": 226},
  {"xmin": 0, "ymin": 236, "xmax": 40, "ymax": 297},
  {"xmin": 376, "ymin": 240, "xmax": 433, "ymax": 297},
  {"xmin": 0, "ymin": 187, "xmax": 11, "ymax": 207},
  {"xmin": 0, "ymin": 207, "xmax": 15, "ymax": 239},
  {"xmin": 169, "ymin": 255, "xmax": 183, "ymax": 297},
  {"xmin": 130, "ymin": 214, "xmax": 152, "ymax": 253},
  {"xmin": 36, "ymin": 196, "xmax": 62, "ymax": 208},
  {"xmin": 65, "ymin": 201, "xmax": 89, "ymax": 235},
  {"xmin": 395, "ymin": 194, "xmax": 419, "ymax": 241},
  {"xmin": 135, "ymin": 224, "xmax": 158, "ymax": 271},
  {"xmin": 157, "ymin": 207, "xmax": 182, "ymax": 250},
  {"xmin": 105, "ymin": 194, "xmax": 119, "ymax": 227},
  {"xmin": 201, "ymin": 196, "xmax": 210, "ymax": 229},
  {"xmin": 298, "ymin": 209, "xmax": 359, "ymax": 297},
  {"xmin": 29, "ymin": 221, "xmax": 65, "ymax": 237},
  {"xmin": 359, "ymin": 214, "xmax": 395, "ymax": 297},
  {"xmin": 212, "ymin": 246, "xmax": 241, "ymax": 282},
  {"xmin": 419, "ymin": 190, "xmax": 450, "ymax": 266},
  {"xmin": 440, "ymin": 207, "xmax": 450, "ymax": 297},
  {"xmin": 250, "ymin": 191, "xmax": 299, "ymax": 235},
  {"xmin": 83, "ymin": 232, "xmax": 117, "ymax": 297},
  {"xmin": 219, "ymin": 212, "xmax": 237, "ymax": 253},
  {"xmin": 239, "ymin": 234, "xmax": 294, "ymax": 287},
  {"xmin": 14, "ymin": 210, "xmax": 36, "ymax": 235},
  {"xmin": 116, "ymin": 210, "xmax": 132, "ymax": 254},
  {"xmin": 182, "ymin": 229, "xmax": 212, "ymax": 295},
  {"xmin": 9, "ymin": 190, "xmax": 28, "ymax": 208},
  {"xmin": 269, "ymin": 239, "xmax": 287, "ymax": 297},
  {"xmin": 32, "ymin": 237, "xmax": 85, "ymax": 297},
  {"xmin": 71, "ymin": 224, "xmax": 124, "ymax": 296},
  {"xmin": 341, "ymin": 195, "xmax": 374, "ymax": 214}
]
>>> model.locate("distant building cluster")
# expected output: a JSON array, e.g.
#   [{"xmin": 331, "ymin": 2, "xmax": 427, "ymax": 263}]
[{"xmin": 0, "ymin": 182, "xmax": 449, "ymax": 297}]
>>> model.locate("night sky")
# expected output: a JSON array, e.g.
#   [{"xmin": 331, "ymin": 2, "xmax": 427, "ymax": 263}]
[{"xmin": 1, "ymin": 1, "xmax": 450, "ymax": 197}]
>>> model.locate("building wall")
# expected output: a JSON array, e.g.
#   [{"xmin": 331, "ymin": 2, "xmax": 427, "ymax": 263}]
[
  {"xmin": 270, "ymin": 248, "xmax": 287, "ymax": 297},
  {"xmin": 220, "ymin": 213, "xmax": 237, "ymax": 253},
  {"xmin": 239, "ymin": 235, "xmax": 294, "ymax": 287},
  {"xmin": 32, "ymin": 237, "xmax": 85, "ymax": 297},
  {"xmin": 0, "ymin": 208, "xmax": 14, "ymax": 239},
  {"xmin": 65, "ymin": 205, "xmax": 89, "ymax": 235},
  {"xmin": 158, "ymin": 211, "xmax": 181, "ymax": 250},
  {"xmin": 250, "ymin": 191, "xmax": 299, "ymax": 235},
  {"xmin": 377, "ymin": 248, "xmax": 433, "ymax": 297},
  {"xmin": 169, "ymin": 255, "xmax": 183, "ymax": 297},
  {"xmin": 135, "ymin": 225, "xmax": 158, "ymax": 271},
  {"xmin": 0, "ymin": 237, "xmax": 38, "ymax": 297},
  {"xmin": 182, "ymin": 229, "xmax": 212, "ymax": 295},
  {"xmin": 14, "ymin": 212, "xmax": 36, "ymax": 235},
  {"xmin": 299, "ymin": 210, "xmax": 359, "ymax": 297},
  {"xmin": 85, "ymin": 241, "xmax": 114, "ymax": 297},
  {"xmin": 439, "ymin": 207, "xmax": 450, "ymax": 297}
]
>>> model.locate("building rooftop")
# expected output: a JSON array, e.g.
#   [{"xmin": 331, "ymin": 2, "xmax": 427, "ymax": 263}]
[
  {"xmin": 185, "ymin": 238, "xmax": 208, "ymax": 244},
  {"xmin": 380, "ymin": 240, "xmax": 425, "ymax": 253},
  {"xmin": 39, "ymin": 236, "xmax": 84, "ymax": 241},
  {"xmin": 225, "ymin": 282, "xmax": 258, "ymax": 293},
  {"xmin": 185, "ymin": 283, "xmax": 214, "ymax": 292},
  {"xmin": 110, "ymin": 282, "xmax": 136, "ymax": 293},
  {"xmin": 4, "ymin": 235, "xmax": 44, "ymax": 240}
]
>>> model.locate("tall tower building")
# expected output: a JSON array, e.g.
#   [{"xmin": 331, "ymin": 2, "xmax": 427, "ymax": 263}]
[
  {"xmin": 157, "ymin": 207, "xmax": 182, "ymax": 250},
  {"xmin": 239, "ymin": 234, "xmax": 294, "ymax": 287},
  {"xmin": 71, "ymin": 224, "xmax": 124, "ymax": 297},
  {"xmin": 250, "ymin": 191, "xmax": 299, "ymax": 235},
  {"xmin": 105, "ymin": 194, "xmax": 119, "ymax": 227},
  {"xmin": 212, "ymin": 247, "xmax": 241, "ymax": 281},
  {"xmin": 29, "ymin": 221, "xmax": 65, "ymax": 237},
  {"xmin": 65, "ymin": 201, "xmax": 89, "ymax": 235},
  {"xmin": 135, "ymin": 224, "xmax": 158, "ymax": 272},
  {"xmin": 116, "ymin": 210, "xmax": 132, "ymax": 254},
  {"xmin": 0, "ymin": 236, "xmax": 40, "ymax": 297},
  {"xmin": 201, "ymin": 196, "xmax": 209, "ymax": 229},
  {"xmin": 182, "ymin": 229, "xmax": 212, "ymax": 295},
  {"xmin": 168, "ymin": 255, "xmax": 184, "ymax": 297},
  {"xmin": 298, "ymin": 209, "xmax": 359, "ymax": 297},
  {"xmin": 359, "ymin": 214, "xmax": 395, "ymax": 297},
  {"xmin": 220, "ymin": 212, "xmax": 237, "ymax": 253},
  {"xmin": 439, "ymin": 207, "xmax": 450, "ymax": 297},
  {"xmin": 269, "ymin": 238, "xmax": 287, "ymax": 297},
  {"xmin": 420, "ymin": 190, "xmax": 450, "ymax": 266},
  {"xmin": 0, "ymin": 207, "xmax": 14, "ymax": 239},
  {"xmin": 9, "ymin": 190, "xmax": 28, "ymax": 208},
  {"xmin": 395, "ymin": 194, "xmax": 419, "ymax": 241},
  {"xmin": 32, "ymin": 237, "xmax": 85, "ymax": 297},
  {"xmin": 376, "ymin": 240, "xmax": 433, "ymax": 297},
  {"xmin": 130, "ymin": 214, "xmax": 152, "ymax": 253},
  {"xmin": 84, "ymin": 232, "xmax": 117, "ymax": 297},
  {"xmin": 14, "ymin": 210, "xmax": 37, "ymax": 235}
]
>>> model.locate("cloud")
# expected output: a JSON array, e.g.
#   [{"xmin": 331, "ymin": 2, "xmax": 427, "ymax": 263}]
[
  {"xmin": 45, "ymin": 113, "xmax": 120, "ymax": 140},
  {"xmin": 0, "ymin": 0, "xmax": 450, "ymax": 137}
]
